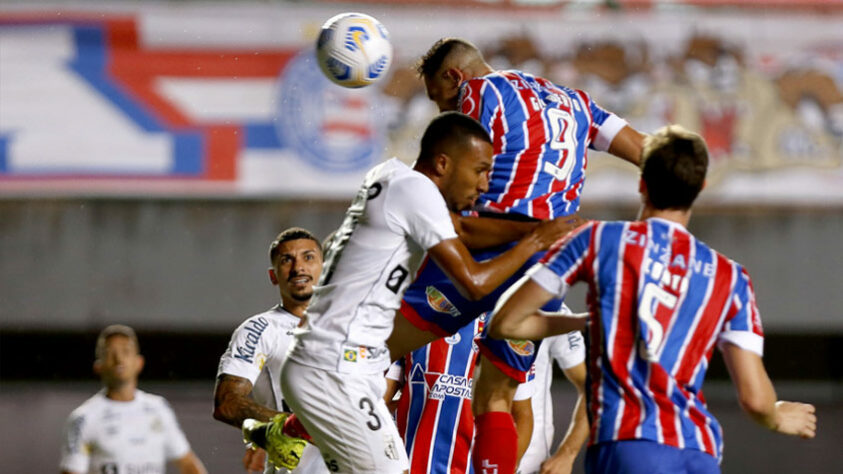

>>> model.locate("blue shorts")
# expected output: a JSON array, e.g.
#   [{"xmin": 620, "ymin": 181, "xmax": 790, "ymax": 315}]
[
  {"xmin": 585, "ymin": 440, "xmax": 720, "ymax": 474},
  {"xmin": 400, "ymin": 242, "xmax": 563, "ymax": 382}
]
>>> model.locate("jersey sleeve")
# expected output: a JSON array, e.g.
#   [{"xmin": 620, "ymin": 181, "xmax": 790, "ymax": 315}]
[
  {"xmin": 59, "ymin": 410, "xmax": 90, "ymax": 473},
  {"xmin": 529, "ymin": 223, "xmax": 596, "ymax": 297},
  {"xmin": 717, "ymin": 266, "xmax": 765, "ymax": 356},
  {"xmin": 576, "ymin": 89, "xmax": 628, "ymax": 152},
  {"xmin": 158, "ymin": 398, "xmax": 192, "ymax": 461},
  {"xmin": 460, "ymin": 77, "xmax": 501, "ymax": 134},
  {"xmin": 216, "ymin": 315, "xmax": 273, "ymax": 384},
  {"xmin": 385, "ymin": 174, "xmax": 458, "ymax": 250},
  {"xmin": 549, "ymin": 331, "xmax": 586, "ymax": 370},
  {"xmin": 385, "ymin": 358, "xmax": 405, "ymax": 383}
]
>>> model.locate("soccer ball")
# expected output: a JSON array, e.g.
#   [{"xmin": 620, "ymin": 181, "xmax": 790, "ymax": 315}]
[{"xmin": 316, "ymin": 12, "xmax": 392, "ymax": 88}]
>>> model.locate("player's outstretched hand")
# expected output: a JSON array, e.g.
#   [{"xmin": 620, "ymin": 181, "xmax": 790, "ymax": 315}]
[
  {"xmin": 531, "ymin": 215, "xmax": 588, "ymax": 250},
  {"xmin": 242, "ymin": 446, "xmax": 267, "ymax": 473},
  {"xmin": 773, "ymin": 401, "xmax": 817, "ymax": 439},
  {"xmin": 242, "ymin": 414, "xmax": 307, "ymax": 470},
  {"xmin": 539, "ymin": 451, "xmax": 576, "ymax": 474}
]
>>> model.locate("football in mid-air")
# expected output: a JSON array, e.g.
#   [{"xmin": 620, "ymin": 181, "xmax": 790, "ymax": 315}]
[{"xmin": 315, "ymin": 12, "xmax": 392, "ymax": 88}]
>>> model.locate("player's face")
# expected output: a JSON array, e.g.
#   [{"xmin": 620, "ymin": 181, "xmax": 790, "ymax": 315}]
[
  {"xmin": 273, "ymin": 239, "xmax": 323, "ymax": 303},
  {"xmin": 441, "ymin": 137, "xmax": 493, "ymax": 212},
  {"xmin": 97, "ymin": 335, "xmax": 143, "ymax": 386},
  {"xmin": 424, "ymin": 72, "xmax": 461, "ymax": 112}
]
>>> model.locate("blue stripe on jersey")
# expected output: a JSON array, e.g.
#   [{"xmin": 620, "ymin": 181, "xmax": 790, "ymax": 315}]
[
  {"xmin": 726, "ymin": 267, "xmax": 751, "ymax": 331},
  {"xmin": 486, "ymin": 75, "xmax": 527, "ymax": 204},
  {"xmin": 404, "ymin": 362, "xmax": 426, "ymax": 452},
  {"xmin": 429, "ymin": 323, "xmax": 474, "ymax": 472},
  {"xmin": 660, "ymin": 244, "xmax": 713, "ymax": 375},
  {"xmin": 633, "ymin": 356, "xmax": 658, "ymax": 441},
  {"xmin": 595, "ymin": 222, "xmax": 624, "ymax": 442},
  {"xmin": 544, "ymin": 226, "xmax": 593, "ymax": 277}
]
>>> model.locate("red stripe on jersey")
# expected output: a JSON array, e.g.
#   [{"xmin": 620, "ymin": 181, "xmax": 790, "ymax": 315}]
[
  {"xmin": 461, "ymin": 79, "xmax": 484, "ymax": 122},
  {"xmin": 649, "ymin": 366, "xmax": 679, "ymax": 445},
  {"xmin": 396, "ymin": 366, "xmax": 411, "ymax": 440},
  {"xmin": 614, "ymin": 222, "xmax": 646, "ymax": 440},
  {"xmin": 450, "ymin": 374, "xmax": 475, "ymax": 473},
  {"xmin": 743, "ymin": 269, "xmax": 764, "ymax": 337},
  {"xmin": 409, "ymin": 338, "xmax": 449, "ymax": 473},
  {"xmin": 496, "ymin": 72, "xmax": 549, "ymax": 218}
]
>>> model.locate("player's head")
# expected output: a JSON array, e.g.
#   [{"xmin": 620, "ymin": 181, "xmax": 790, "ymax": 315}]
[
  {"xmin": 269, "ymin": 227, "xmax": 323, "ymax": 303},
  {"xmin": 640, "ymin": 125, "xmax": 708, "ymax": 210},
  {"xmin": 94, "ymin": 324, "xmax": 144, "ymax": 388},
  {"xmin": 415, "ymin": 112, "xmax": 493, "ymax": 212},
  {"xmin": 418, "ymin": 38, "xmax": 491, "ymax": 112}
]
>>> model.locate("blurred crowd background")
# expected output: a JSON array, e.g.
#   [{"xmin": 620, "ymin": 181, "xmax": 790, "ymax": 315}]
[{"xmin": 1, "ymin": 0, "xmax": 841, "ymax": 472}]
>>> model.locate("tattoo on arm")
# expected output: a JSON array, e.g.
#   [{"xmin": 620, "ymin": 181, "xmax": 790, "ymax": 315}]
[{"xmin": 213, "ymin": 374, "xmax": 280, "ymax": 428}]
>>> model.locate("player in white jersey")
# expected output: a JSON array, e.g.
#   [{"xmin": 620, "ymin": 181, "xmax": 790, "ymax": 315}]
[
  {"xmin": 517, "ymin": 331, "xmax": 587, "ymax": 474},
  {"xmin": 60, "ymin": 325, "xmax": 206, "ymax": 474},
  {"xmin": 277, "ymin": 112, "xmax": 577, "ymax": 474},
  {"xmin": 214, "ymin": 227, "xmax": 327, "ymax": 473}
]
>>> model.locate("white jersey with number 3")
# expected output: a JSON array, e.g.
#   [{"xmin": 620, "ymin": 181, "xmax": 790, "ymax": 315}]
[{"xmin": 288, "ymin": 158, "xmax": 458, "ymax": 375}]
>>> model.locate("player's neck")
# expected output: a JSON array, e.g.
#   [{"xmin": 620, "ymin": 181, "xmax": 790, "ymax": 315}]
[
  {"xmin": 281, "ymin": 296, "xmax": 307, "ymax": 318},
  {"xmin": 104, "ymin": 382, "xmax": 137, "ymax": 402},
  {"xmin": 638, "ymin": 206, "xmax": 691, "ymax": 228}
]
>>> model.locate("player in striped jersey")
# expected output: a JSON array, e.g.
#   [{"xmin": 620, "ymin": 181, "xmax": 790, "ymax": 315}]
[
  {"xmin": 386, "ymin": 37, "xmax": 646, "ymax": 474},
  {"xmin": 488, "ymin": 125, "xmax": 817, "ymax": 473},
  {"xmin": 384, "ymin": 315, "xmax": 537, "ymax": 474}
]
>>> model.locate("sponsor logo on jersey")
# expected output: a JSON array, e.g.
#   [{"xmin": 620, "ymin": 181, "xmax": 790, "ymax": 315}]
[
  {"xmin": 425, "ymin": 286, "xmax": 461, "ymax": 317},
  {"xmin": 234, "ymin": 316, "xmax": 270, "ymax": 364},
  {"xmin": 507, "ymin": 339, "xmax": 535, "ymax": 357},
  {"xmin": 423, "ymin": 372, "xmax": 474, "ymax": 400}
]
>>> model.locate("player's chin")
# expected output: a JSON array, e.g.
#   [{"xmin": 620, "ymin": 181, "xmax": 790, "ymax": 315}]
[{"xmin": 291, "ymin": 290, "xmax": 314, "ymax": 302}]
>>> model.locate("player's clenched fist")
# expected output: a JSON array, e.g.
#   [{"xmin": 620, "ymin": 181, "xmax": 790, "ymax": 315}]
[{"xmin": 773, "ymin": 401, "xmax": 817, "ymax": 439}]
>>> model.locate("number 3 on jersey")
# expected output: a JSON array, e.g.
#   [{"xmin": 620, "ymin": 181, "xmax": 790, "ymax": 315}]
[
  {"xmin": 638, "ymin": 282, "xmax": 678, "ymax": 362},
  {"xmin": 543, "ymin": 108, "xmax": 577, "ymax": 183}
]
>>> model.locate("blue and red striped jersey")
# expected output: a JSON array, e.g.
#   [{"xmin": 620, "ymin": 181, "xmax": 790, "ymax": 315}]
[
  {"xmin": 459, "ymin": 70, "xmax": 627, "ymax": 220},
  {"xmin": 529, "ymin": 218, "xmax": 764, "ymax": 461},
  {"xmin": 388, "ymin": 318, "xmax": 483, "ymax": 474}
]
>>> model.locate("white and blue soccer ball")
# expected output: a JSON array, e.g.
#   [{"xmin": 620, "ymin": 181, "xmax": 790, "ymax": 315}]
[{"xmin": 316, "ymin": 12, "xmax": 392, "ymax": 88}]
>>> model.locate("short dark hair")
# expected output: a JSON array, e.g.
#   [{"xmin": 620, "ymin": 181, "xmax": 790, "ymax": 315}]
[
  {"xmin": 269, "ymin": 227, "xmax": 321, "ymax": 263},
  {"xmin": 417, "ymin": 112, "xmax": 492, "ymax": 165},
  {"xmin": 95, "ymin": 324, "xmax": 139, "ymax": 360},
  {"xmin": 641, "ymin": 125, "xmax": 708, "ymax": 210},
  {"xmin": 417, "ymin": 38, "xmax": 479, "ymax": 78}
]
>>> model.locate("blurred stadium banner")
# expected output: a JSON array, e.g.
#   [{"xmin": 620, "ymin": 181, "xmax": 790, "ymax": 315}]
[{"xmin": 1, "ymin": 2, "xmax": 841, "ymax": 204}]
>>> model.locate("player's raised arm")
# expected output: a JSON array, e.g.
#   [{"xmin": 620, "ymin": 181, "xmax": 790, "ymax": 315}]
[
  {"xmin": 720, "ymin": 343, "xmax": 817, "ymax": 439},
  {"xmin": 607, "ymin": 125, "xmax": 647, "ymax": 166},
  {"xmin": 485, "ymin": 274, "xmax": 587, "ymax": 341}
]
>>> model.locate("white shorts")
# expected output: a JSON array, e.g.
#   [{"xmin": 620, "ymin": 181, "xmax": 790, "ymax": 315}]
[{"xmin": 281, "ymin": 359, "xmax": 409, "ymax": 474}]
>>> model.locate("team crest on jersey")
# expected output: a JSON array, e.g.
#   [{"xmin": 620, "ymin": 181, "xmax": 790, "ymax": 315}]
[
  {"xmin": 425, "ymin": 286, "xmax": 461, "ymax": 317},
  {"xmin": 444, "ymin": 332, "xmax": 461, "ymax": 345},
  {"xmin": 343, "ymin": 349, "xmax": 358, "ymax": 362},
  {"xmin": 507, "ymin": 339, "xmax": 535, "ymax": 356}
]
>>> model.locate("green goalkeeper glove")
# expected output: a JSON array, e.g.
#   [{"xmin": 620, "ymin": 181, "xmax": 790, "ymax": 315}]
[{"xmin": 242, "ymin": 413, "xmax": 307, "ymax": 471}]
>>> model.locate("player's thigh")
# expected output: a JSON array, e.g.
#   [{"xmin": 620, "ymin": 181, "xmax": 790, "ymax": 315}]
[{"xmin": 281, "ymin": 361, "xmax": 408, "ymax": 474}]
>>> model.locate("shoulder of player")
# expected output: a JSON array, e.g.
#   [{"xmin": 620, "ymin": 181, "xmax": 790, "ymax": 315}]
[
  {"xmin": 68, "ymin": 392, "xmax": 105, "ymax": 420},
  {"xmin": 232, "ymin": 307, "xmax": 293, "ymax": 334}
]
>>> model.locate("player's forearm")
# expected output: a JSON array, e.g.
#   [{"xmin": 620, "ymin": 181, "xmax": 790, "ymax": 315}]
[
  {"xmin": 453, "ymin": 214, "xmax": 539, "ymax": 249},
  {"xmin": 553, "ymin": 392, "xmax": 589, "ymax": 461},
  {"xmin": 213, "ymin": 393, "xmax": 280, "ymax": 428},
  {"xmin": 607, "ymin": 126, "xmax": 646, "ymax": 166}
]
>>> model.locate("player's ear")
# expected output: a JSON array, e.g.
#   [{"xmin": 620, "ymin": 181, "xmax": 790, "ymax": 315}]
[
  {"xmin": 444, "ymin": 68, "xmax": 463, "ymax": 88},
  {"xmin": 268, "ymin": 268, "xmax": 279, "ymax": 285},
  {"xmin": 136, "ymin": 354, "xmax": 145, "ymax": 373},
  {"xmin": 93, "ymin": 360, "xmax": 102, "ymax": 376},
  {"xmin": 433, "ymin": 153, "xmax": 450, "ymax": 176}
]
